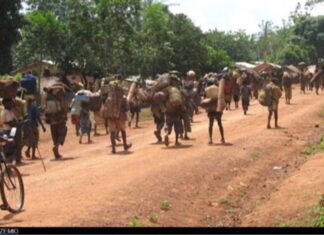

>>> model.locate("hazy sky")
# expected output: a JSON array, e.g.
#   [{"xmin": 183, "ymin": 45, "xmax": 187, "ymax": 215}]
[{"xmin": 166, "ymin": 0, "xmax": 324, "ymax": 34}]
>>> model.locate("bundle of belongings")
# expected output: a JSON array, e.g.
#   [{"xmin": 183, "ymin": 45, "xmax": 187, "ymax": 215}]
[
  {"xmin": 104, "ymin": 81, "xmax": 126, "ymax": 120},
  {"xmin": 150, "ymin": 73, "xmax": 183, "ymax": 116},
  {"xmin": 282, "ymin": 71, "xmax": 292, "ymax": 87},
  {"xmin": 43, "ymin": 82, "xmax": 69, "ymax": 125},
  {"xmin": 20, "ymin": 74, "xmax": 37, "ymax": 95},
  {"xmin": 199, "ymin": 77, "xmax": 226, "ymax": 113},
  {"xmin": 75, "ymin": 90, "xmax": 102, "ymax": 112},
  {"xmin": 0, "ymin": 80, "xmax": 19, "ymax": 100},
  {"xmin": 258, "ymin": 87, "xmax": 273, "ymax": 107}
]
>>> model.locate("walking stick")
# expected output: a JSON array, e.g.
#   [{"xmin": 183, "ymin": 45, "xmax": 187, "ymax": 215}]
[{"xmin": 36, "ymin": 147, "xmax": 47, "ymax": 172}]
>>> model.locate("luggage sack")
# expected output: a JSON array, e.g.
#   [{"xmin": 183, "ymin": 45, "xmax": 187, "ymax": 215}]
[
  {"xmin": 89, "ymin": 95, "xmax": 102, "ymax": 112},
  {"xmin": 75, "ymin": 94, "xmax": 90, "ymax": 102},
  {"xmin": 152, "ymin": 74, "xmax": 170, "ymax": 92},
  {"xmin": 258, "ymin": 88, "xmax": 272, "ymax": 107},
  {"xmin": 0, "ymin": 80, "xmax": 19, "ymax": 99},
  {"xmin": 205, "ymin": 85, "xmax": 219, "ymax": 99},
  {"xmin": 152, "ymin": 91, "xmax": 167, "ymax": 104},
  {"xmin": 200, "ymin": 98, "xmax": 218, "ymax": 110},
  {"xmin": 45, "ymin": 100, "xmax": 62, "ymax": 114},
  {"xmin": 167, "ymin": 87, "xmax": 182, "ymax": 108},
  {"xmin": 20, "ymin": 74, "xmax": 37, "ymax": 94}
]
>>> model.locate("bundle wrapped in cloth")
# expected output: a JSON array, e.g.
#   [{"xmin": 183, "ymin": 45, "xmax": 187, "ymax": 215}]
[
  {"xmin": 13, "ymin": 98, "xmax": 27, "ymax": 120},
  {"xmin": 0, "ymin": 80, "xmax": 19, "ymax": 99},
  {"xmin": 165, "ymin": 86, "xmax": 183, "ymax": 115},
  {"xmin": 104, "ymin": 81, "xmax": 124, "ymax": 119},
  {"xmin": 152, "ymin": 91, "xmax": 167, "ymax": 104},
  {"xmin": 44, "ymin": 82, "xmax": 69, "ymax": 124},
  {"xmin": 152, "ymin": 74, "xmax": 170, "ymax": 92},
  {"xmin": 89, "ymin": 93, "xmax": 102, "ymax": 112},
  {"xmin": 75, "ymin": 90, "xmax": 102, "ymax": 112},
  {"xmin": 205, "ymin": 85, "xmax": 219, "ymax": 99},
  {"xmin": 282, "ymin": 71, "xmax": 292, "ymax": 86},
  {"xmin": 258, "ymin": 88, "xmax": 272, "ymax": 107}
]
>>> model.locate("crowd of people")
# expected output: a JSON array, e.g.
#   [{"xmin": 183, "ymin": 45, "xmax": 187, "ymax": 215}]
[{"xmin": 0, "ymin": 61, "xmax": 323, "ymax": 163}]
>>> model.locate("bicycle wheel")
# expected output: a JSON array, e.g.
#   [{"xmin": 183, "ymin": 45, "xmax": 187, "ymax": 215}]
[{"xmin": 0, "ymin": 165, "xmax": 24, "ymax": 213}]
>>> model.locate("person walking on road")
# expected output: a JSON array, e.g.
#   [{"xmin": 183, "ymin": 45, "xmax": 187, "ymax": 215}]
[
  {"xmin": 240, "ymin": 80, "xmax": 252, "ymax": 115},
  {"xmin": 24, "ymin": 96, "xmax": 46, "ymax": 160},
  {"xmin": 266, "ymin": 77, "xmax": 282, "ymax": 129},
  {"xmin": 79, "ymin": 102, "xmax": 92, "ymax": 144}
]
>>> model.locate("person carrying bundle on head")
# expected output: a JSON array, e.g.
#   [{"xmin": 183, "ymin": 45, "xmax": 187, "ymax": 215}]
[
  {"xmin": 105, "ymin": 74, "xmax": 132, "ymax": 154},
  {"xmin": 179, "ymin": 81, "xmax": 193, "ymax": 140},
  {"xmin": 240, "ymin": 80, "xmax": 252, "ymax": 115},
  {"xmin": 299, "ymin": 62, "xmax": 309, "ymax": 94},
  {"xmin": 128, "ymin": 81, "xmax": 142, "ymax": 129},
  {"xmin": 223, "ymin": 68, "xmax": 233, "ymax": 111},
  {"xmin": 164, "ymin": 74, "xmax": 183, "ymax": 147},
  {"xmin": 310, "ymin": 64, "xmax": 323, "ymax": 96},
  {"xmin": 282, "ymin": 71, "xmax": 293, "ymax": 105},
  {"xmin": 44, "ymin": 83, "xmax": 69, "ymax": 160}
]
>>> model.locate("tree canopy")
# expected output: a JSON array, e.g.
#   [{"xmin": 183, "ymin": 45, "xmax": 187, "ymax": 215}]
[{"xmin": 0, "ymin": 0, "xmax": 322, "ymax": 77}]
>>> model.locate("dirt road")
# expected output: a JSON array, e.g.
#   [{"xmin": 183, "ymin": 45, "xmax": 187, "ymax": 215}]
[{"xmin": 1, "ymin": 87, "xmax": 324, "ymax": 227}]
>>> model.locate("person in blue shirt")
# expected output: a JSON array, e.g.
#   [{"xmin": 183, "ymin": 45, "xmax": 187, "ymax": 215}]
[{"xmin": 23, "ymin": 96, "xmax": 46, "ymax": 160}]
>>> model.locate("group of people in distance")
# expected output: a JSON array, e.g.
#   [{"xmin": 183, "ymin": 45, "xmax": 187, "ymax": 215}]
[{"xmin": 1, "ymin": 61, "xmax": 323, "ymax": 164}]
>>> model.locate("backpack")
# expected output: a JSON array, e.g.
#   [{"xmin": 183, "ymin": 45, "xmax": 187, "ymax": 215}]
[{"xmin": 258, "ymin": 87, "xmax": 272, "ymax": 107}]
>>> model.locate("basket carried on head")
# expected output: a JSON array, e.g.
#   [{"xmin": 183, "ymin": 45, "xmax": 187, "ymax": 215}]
[{"xmin": 0, "ymin": 80, "xmax": 19, "ymax": 99}]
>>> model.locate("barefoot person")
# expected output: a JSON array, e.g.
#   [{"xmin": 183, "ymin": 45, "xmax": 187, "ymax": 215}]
[
  {"xmin": 204, "ymin": 76, "xmax": 226, "ymax": 145},
  {"xmin": 44, "ymin": 84, "xmax": 68, "ymax": 160},
  {"xmin": 128, "ymin": 82, "xmax": 142, "ymax": 128},
  {"xmin": 164, "ymin": 74, "xmax": 183, "ymax": 147},
  {"xmin": 70, "ymin": 97, "xmax": 81, "ymax": 136},
  {"xmin": 106, "ymin": 74, "xmax": 132, "ymax": 154},
  {"xmin": 240, "ymin": 80, "xmax": 252, "ymax": 115},
  {"xmin": 266, "ymin": 77, "xmax": 282, "ymax": 129},
  {"xmin": 79, "ymin": 102, "xmax": 92, "ymax": 144},
  {"xmin": 282, "ymin": 72, "xmax": 292, "ymax": 105},
  {"xmin": 24, "ymin": 96, "xmax": 46, "ymax": 160}
]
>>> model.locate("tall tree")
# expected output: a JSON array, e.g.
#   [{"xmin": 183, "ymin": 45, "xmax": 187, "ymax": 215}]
[
  {"xmin": 0, "ymin": 0, "xmax": 23, "ymax": 74},
  {"xmin": 137, "ymin": 2, "xmax": 174, "ymax": 77},
  {"xmin": 168, "ymin": 13, "xmax": 205, "ymax": 75}
]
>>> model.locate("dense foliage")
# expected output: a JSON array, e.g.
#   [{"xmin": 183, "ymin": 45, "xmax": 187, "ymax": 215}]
[
  {"xmin": 1, "ymin": 0, "xmax": 323, "ymax": 77},
  {"xmin": 0, "ymin": 0, "xmax": 23, "ymax": 74}
]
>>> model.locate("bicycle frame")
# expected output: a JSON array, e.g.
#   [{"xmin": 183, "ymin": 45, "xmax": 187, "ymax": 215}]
[{"xmin": 0, "ymin": 148, "xmax": 17, "ymax": 191}]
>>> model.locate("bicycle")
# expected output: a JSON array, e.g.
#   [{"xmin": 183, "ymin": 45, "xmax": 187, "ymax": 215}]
[{"xmin": 0, "ymin": 129, "xmax": 24, "ymax": 213}]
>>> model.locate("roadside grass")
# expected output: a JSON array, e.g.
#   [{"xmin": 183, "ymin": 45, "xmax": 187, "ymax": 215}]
[
  {"xmin": 302, "ymin": 135, "xmax": 324, "ymax": 157},
  {"xmin": 235, "ymin": 191, "xmax": 246, "ymax": 204},
  {"xmin": 279, "ymin": 195, "xmax": 324, "ymax": 227},
  {"xmin": 160, "ymin": 199, "xmax": 170, "ymax": 211},
  {"xmin": 307, "ymin": 195, "xmax": 324, "ymax": 227},
  {"xmin": 250, "ymin": 149, "xmax": 262, "ymax": 161},
  {"xmin": 130, "ymin": 213, "xmax": 142, "ymax": 227},
  {"xmin": 219, "ymin": 198, "xmax": 235, "ymax": 209},
  {"xmin": 148, "ymin": 212, "xmax": 159, "ymax": 224}
]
